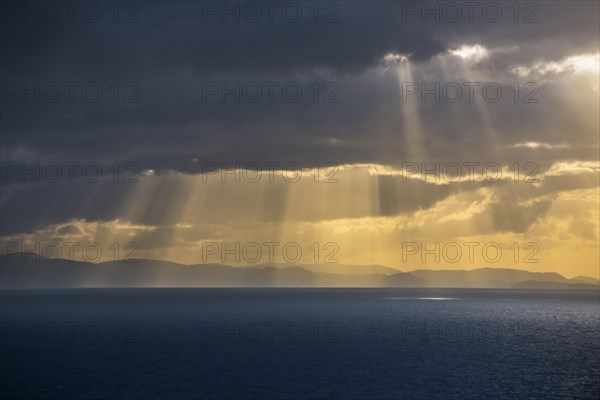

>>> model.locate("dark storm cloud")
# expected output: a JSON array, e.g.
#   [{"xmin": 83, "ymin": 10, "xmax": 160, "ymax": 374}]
[
  {"xmin": 1, "ymin": 1, "xmax": 598, "ymax": 166},
  {"xmin": 0, "ymin": 1, "xmax": 443, "ymax": 169},
  {"xmin": 1, "ymin": 2, "xmax": 444, "ymax": 76},
  {"xmin": 1, "ymin": 1, "xmax": 599, "ymax": 236}
]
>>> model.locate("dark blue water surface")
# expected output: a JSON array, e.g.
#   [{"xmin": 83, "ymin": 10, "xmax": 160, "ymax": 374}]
[{"xmin": 1, "ymin": 288, "xmax": 599, "ymax": 399}]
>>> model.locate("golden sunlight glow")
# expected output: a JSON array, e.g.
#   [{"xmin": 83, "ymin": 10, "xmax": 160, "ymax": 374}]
[
  {"xmin": 512, "ymin": 53, "xmax": 600, "ymax": 77},
  {"xmin": 5, "ymin": 163, "xmax": 599, "ymax": 279},
  {"xmin": 448, "ymin": 44, "xmax": 489, "ymax": 63}
]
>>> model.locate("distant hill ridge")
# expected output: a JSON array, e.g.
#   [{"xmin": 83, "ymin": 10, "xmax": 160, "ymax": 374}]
[{"xmin": 1, "ymin": 252, "xmax": 598, "ymax": 290}]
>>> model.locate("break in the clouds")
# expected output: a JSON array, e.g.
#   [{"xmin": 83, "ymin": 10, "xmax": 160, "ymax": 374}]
[
  {"xmin": 1, "ymin": 1, "xmax": 599, "ymax": 277},
  {"xmin": 2, "ymin": 1, "xmax": 599, "ymax": 168}
]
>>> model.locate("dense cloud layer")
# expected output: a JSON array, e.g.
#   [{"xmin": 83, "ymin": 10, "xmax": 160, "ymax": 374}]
[
  {"xmin": 1, "ymin": 1, "xmax": 599, "ymax": 274},
  {"xmin": 2, "ymin": 1, "xmax": 598, "ymax": 168}
]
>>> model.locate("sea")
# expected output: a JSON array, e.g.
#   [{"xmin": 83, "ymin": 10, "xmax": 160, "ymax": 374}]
[{"xmin": 1, "ymin": 288, "xmax": 599, "ymax": 399}]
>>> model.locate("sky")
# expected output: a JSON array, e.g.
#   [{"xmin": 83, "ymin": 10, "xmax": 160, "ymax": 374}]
[{"xmin": 1, "ymin": 1, "xmax": 599, "ymax": 278}]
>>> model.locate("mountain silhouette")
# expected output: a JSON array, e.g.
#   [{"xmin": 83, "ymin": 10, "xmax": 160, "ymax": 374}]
[{"xmin": 1, "ymin": 252, "xmax": 598, "ymax": 290}]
